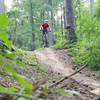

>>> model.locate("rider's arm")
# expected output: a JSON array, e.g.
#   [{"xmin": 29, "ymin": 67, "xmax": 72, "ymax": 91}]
[
  {"xmin": 48, "ymin": 25, "xmax": 51, "ymax": 32},
  {"xmin": 40, "ymin": 25, "xmax": 43, "ymax": 31}
]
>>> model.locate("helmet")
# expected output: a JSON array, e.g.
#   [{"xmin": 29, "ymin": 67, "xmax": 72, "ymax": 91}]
[{"xmin": 44, "ymin": 20, "xmax": 48, "ymax": 23}]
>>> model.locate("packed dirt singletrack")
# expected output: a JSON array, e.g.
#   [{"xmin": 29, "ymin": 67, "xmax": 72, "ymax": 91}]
[{"xmin": 34, "ymin": 48, "xmax": 100, "ymax": 99}]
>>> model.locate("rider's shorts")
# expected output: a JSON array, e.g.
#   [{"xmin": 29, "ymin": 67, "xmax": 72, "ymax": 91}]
[{"xmin": 43, "ymin": 29, "xmax": 48, "ymax": 34}]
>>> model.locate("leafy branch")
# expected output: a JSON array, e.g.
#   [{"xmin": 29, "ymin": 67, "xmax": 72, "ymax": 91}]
[{"xmin": 0, "ymin": 91, "xmax": 38, "ymax": 100}]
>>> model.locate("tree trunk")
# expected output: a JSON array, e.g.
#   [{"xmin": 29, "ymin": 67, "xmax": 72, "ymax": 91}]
[
  {"xmin": 48, "ymin": 0, "xmax": 55, "ymax": 46},
  {"xmin": 41, "ymin": 10, "xmax": 45, "ymax": 23},
  {"xmin": 63, "ymin": 7, "xmax": 66, "ymax": 29},
  {"xmin": 56, "ymin": 9, "xmax": 59, "ymax": 30},
  {"xmin": 65, "ymin": 0, "xmax": 77, "ymax": 42},
  {"xmin": 0, "ymin": 0, "xmax": 5, "ymax": 13},
  {"xmin": 90, "ymin": 0, "xmax": 94, "ymax": 17},
  {"xmin": 13, "ymin": 18, "xmax": 17, "ymax": 45},
  {"xmin": 61, "ymin": 6, "xmax": 63, "ymax": 35},
  {"xmin": 29, "ymin": 0, "xmax": 35, "ymax": 50}
]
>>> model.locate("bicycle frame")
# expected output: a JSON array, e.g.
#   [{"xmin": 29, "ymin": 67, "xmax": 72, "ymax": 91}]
[{"xmin": 41, "ymin": 31, "xmax": 49, "ymax": 48}]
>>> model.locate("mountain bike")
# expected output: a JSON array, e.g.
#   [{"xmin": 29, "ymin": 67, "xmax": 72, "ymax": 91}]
[{"xmin": 41, "ymin": 30, "xmax": 50, "ymax": 48}]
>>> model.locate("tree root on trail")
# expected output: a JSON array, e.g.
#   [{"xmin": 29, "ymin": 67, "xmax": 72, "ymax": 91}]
[
  {"xmin": 49, "ymin": 63, "xmax": 100, "ymax": 98},
  {"xmin": 49, "ymin": 64, "xmax": 87, "ymax": 88}
]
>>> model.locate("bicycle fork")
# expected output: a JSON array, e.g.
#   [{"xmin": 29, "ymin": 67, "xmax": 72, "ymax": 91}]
[{"xmin": 42, "ymin": 33, "xmax": 49, "ymax": 48}]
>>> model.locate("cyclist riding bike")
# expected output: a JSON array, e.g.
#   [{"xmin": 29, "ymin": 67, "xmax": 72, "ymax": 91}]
[{"xmin": 40, "ymin": 20, "xmax": 51, "ymax": 47}]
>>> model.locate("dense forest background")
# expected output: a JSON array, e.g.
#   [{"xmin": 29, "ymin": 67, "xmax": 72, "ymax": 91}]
[
  {"xmin": 1, "ymin": 0, "xmax": 99, "ymax": 69},
  {"xmin": 0, "ymin": 0, "xmax": 100, "ymax": 100}
]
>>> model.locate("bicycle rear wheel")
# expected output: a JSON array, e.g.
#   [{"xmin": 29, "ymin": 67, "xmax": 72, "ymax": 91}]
[{"xmin": 42, "ymin": 33, "xmax": 48, "ymax": 48}]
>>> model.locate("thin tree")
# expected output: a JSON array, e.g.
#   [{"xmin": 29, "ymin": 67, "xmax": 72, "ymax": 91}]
[
  {"xmin": 63, "ymin": 6, "xmax": 66, "ymax": 29},
  {"xmin": 0, "ymin": 0, "xmax": 5, "ymax": 13},
  {"xmin": 61, "ymin": 6, "xmax": 64, "ymax": 35},
  {"xmin": 90, "ymin": 0, "xmax": 94, "ymax": 17},
  {"xmin": 48, "ymin": 0, "xmax": 55, "ymax": 45},
  {"xmin": 29, "ymin": 0, "xmax": 35, "ymax": 50},
  {"xmin": 65, "ymin": 0, "xmax": 77, "ymax": 42}
]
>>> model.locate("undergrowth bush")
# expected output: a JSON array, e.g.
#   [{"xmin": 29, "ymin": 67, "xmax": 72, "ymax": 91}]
[
  {"xmin": 69, "ymin": 34, "xmax": 100, "ymax": 70},
  {"xmin": 68, "ymin": 12, "xmax": 100, "ymax": 70},
  {"xmin": 53, "ymin": 32, "xmax": 68, "ymax": 49},
  {"xmin": 0, "ymin": 14, "xmax": 39, "ymax": 99},
  {"xmin": 53, "ymin": 39, "xmax": 68, "ymax": 49}
]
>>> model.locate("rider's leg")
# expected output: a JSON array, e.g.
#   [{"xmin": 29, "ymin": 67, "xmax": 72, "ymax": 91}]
[
  {"xmin": 42, "ymin": 29, "xmax": 49, "ymax": 48},
  {"xmin": 42, "ymin": 30, "xmax": 47, "ymax": 47},
  {"xmin": 45, "ymin": 31, "xmax": 49, "ymax": 47}
]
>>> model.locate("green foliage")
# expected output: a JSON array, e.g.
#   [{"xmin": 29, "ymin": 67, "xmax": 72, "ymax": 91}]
[
  {"xmin": 95, "ymin": 0, "xmax": 100, "ymax": 20},
  {"xmin": 0, "ymin": 0, "xmax": 99, "ymax": 98},
  {"xmin": 0, "ymin": 14, "xmax": 38, "ymax": 98},
  {"xmin": 0, "ymin": 33, "xmax": 12, "ymax": 48},
  {"xmin": 76, "ymin": 13, "xmax": 100, "ymax": 38},
  {"xmin": 0, "ymin": 86, "xmax": 18, "ymax": 92},
  {"xmin": 16, "ymin": 49, "xmax": 38, "ymax": 66},
  {"xmin": 42, "ymin": 87, "xmax": 49, "ymax": 96},
  {"xmin": 0, "ymin": 52, "xmax": 34, "ymax": 94},
  {"xmin": 56, "ymin": 88, "xmax": 72, "ymax": 97},
  {"xmin": 69, "ymin": 35, "xmax": 100, "ymax": 70},
  {"xmin": 5, "ymin": 52, "xmax": 16, "ymax": 60},
  {"xmin": 7, "ymin": 0, "xmax": 64, "ymax": 50},
  {"xmin": 0, "ymin": 14, "xmax": 9, "ymax": 29},
  {"xmin": 53, "ymin": 32, "xmax": 68, "ymax": 49},
  {"xmin": 0, "ymin": 50, "xmax": 38, "ymax": 98},
  {"xmin": 13, "ymin": 73, "xmax": 33, "ymax": 95},
  {"xmin": 69, "ymin": 11, "xmax": 100, "ymax": 70},
  {"xmin": 0, "ymin": 14, "xmax": 12, "ymax": 49},
  {"xmin": 54, "ymin": 39, "xmax": 67, "ymax": 49}
]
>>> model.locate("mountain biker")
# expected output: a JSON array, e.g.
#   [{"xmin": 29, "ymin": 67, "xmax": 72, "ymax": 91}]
[
  {"xmin": 40, "ymin": 20, "xmax": 51, "ymax": 34},
  {"xmin": 40, "ymin": 20, "xmax": 51, "ymax": 47}
]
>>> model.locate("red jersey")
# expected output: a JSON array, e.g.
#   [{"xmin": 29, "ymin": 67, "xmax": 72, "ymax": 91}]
[{"xmin": 41, "ymin": 23, "xmax": 49, "ymax": 30}]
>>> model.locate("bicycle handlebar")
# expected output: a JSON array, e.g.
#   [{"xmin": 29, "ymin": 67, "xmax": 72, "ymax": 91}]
[{"xmin": 40, "ymin": 30, "xmax": 51, "ymax": 32}]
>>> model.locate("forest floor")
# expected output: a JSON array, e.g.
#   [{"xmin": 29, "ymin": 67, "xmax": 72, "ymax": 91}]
[
  {"xmin": 34, "ymin": 48, "xmax": 100, "ymax": 100},
  {"xmin": 0, "ymin": 48, "xmax": 100, "ymax": 100}
]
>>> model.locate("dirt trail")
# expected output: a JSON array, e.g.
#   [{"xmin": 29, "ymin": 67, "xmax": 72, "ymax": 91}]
[{"xmin": 34, "ymin": 48, "xmax": 100, "ymax": 95}]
